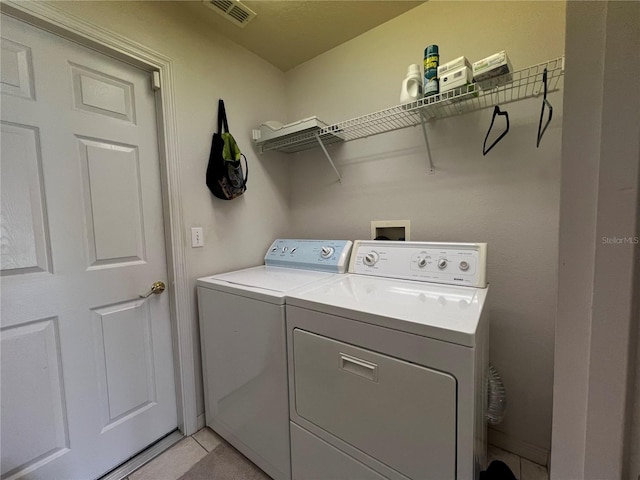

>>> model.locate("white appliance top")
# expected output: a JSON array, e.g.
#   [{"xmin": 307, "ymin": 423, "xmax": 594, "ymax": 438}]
[
  {"xmin": 197, "ymin": 239, "xmax": 353, "ymax": 304},
  {"xmin": 349, "ymin": 240, "xmax": 487, "ymax": 287},
  {"xmin": 287, "ymin": 241, "xmax": 489, "ymax": 346},
  {"xmin": 265, "ymin": 239, "xmax": 352, "ymax": 273},
  {"xmin": 198, "ymin": 265, "xmax": 334, "ymax": 297}
]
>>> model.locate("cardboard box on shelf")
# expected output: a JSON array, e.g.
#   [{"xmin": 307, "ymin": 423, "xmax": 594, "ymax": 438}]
[
  {"xmin": 440, "ymin": 65, "xmax": 474, "ymax": 94},
  {"xmin": 472, "ymin": 51, "xmax": 512, "ymax": 83},
  {"xmin": 438, "ymin": 56, "xmax": 471, "ymax": 77}
]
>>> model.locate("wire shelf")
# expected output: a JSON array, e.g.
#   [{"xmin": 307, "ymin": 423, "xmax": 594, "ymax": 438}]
[{"xmin": 257, "ymin": 56, "xmax": 564, "ymax": 154}]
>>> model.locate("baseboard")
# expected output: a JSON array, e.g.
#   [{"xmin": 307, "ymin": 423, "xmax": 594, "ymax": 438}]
[
  {"xmin": 197, "ymin": 413, "xmax": 206, "ymax": 430},
  {"xmin": 488, "ymin": 428, "xmax": 550, "ymax": 467}
]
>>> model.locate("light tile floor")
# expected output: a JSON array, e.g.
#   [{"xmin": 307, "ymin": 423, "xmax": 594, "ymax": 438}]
[
  {"xmin": 126, "ymin": 428, "xmax": 221, "ymax": 480},
  {"xmin": 126, "ymin": 428, "xmax": 549, "ymax": 480}
]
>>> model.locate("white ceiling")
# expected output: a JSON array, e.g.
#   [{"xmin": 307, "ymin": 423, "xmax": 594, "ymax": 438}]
[{"xmin": 183, "ymin": 0, "xmax": 425, "ymax": 71}]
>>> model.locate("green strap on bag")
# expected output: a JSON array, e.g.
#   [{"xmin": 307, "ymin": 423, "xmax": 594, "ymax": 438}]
[{"xmin": 221, "ymin": 132, "xmax": 242, "ymax": 162}]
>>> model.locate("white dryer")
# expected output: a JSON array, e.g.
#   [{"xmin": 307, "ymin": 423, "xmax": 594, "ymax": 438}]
[
  {"xmin": 197, "ymin": 239, "xmax": 353, "ymax": 480},
  {"xmin": 285, "ymin": 240, "xmax": 489, "ymax": 480}
]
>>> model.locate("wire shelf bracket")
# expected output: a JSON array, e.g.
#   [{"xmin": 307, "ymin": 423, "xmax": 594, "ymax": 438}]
[
  {"xmin": 418, "ymin": 111, "xmax": 435, "ymax": 175},
  {"xmin": 314, "ymin": 133, "xmax": 342, "ymax": 182}
]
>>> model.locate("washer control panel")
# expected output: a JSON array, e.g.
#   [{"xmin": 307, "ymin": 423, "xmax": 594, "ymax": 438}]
[
  {"xmin": 349, "ymin": 240, "xmax": 487, "ymax": 287},
  {"xmin": 265, "ymin": 239, "xmax": 353, "ymax": 273}
]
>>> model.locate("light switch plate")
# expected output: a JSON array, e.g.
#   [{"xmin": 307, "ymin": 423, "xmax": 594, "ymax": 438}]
[{"xmin": 191, "ymin": 227, "xmax": 204, "ymax": 247}]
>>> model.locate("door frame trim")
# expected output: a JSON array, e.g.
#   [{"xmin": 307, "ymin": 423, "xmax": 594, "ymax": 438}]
[{"xmin": 0, "ymin": 1, "xmax": 199, "ymax": 435}]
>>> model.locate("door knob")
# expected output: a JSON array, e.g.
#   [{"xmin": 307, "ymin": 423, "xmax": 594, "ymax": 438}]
[{"xmin": 140, "ymin": 281, "xmax": 166, "ymax": 298}]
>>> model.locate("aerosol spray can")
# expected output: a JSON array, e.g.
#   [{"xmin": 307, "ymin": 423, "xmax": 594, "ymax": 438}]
[{"xmin": 424, "ymin": 44, "xmax": 439, "ymax": 97}]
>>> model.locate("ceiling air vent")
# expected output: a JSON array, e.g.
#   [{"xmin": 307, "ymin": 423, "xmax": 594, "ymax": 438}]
[{"xmin": 203, "ymin": 0, "xmax": 257, "ymax": 28}]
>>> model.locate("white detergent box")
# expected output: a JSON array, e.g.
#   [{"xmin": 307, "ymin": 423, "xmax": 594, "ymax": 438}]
[
  {"xmin": 438, "ymin": 56, "xmax": 471, "ymax": 77},
  {"xmin": 472, "ymin": 50, "xmax": 513, "ymax": 82},
  {"xmin": 440, "ymin": 65, "xmax": 473, "ymax": 93}
]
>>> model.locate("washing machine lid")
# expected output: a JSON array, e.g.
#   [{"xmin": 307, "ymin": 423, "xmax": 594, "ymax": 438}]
[
  {"xmin": 197, "ymin": 266, "xmax": 335, "ymax": 304},
  {"xmin": 286, "ymin": 274, "xmax": 488, "ymax": 347}
]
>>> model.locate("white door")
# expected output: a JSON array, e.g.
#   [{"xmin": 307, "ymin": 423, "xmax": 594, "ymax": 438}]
[{"xmin": 0, "ymin": 14, "xmax": 178, "ymax": 480}]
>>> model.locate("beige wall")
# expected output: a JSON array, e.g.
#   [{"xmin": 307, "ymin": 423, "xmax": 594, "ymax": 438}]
[
  {"xmin": 53, "ymin": 1, "xmax": 292, "ymax": 418},
  {"xmin": 52, "ymin": 3, "xmax": 640, "ymax": 471},
  {"xmin": 284, "ymin": 1, "xmax": 566, "ymax": 460}
]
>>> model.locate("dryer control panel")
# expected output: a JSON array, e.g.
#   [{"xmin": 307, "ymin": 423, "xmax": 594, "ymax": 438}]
[
  {"xmin": 349, "ymin": 240, "xmax": 487, "ymax": 287},
  {"xmin": 265, "ymin": 239, "xmax": 353, "ymax": 273}
]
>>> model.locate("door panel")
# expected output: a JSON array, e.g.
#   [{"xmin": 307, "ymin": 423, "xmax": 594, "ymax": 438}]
[
  {"xmin": 0, "ymin": 318, "xmax": 69, "ymax": 478},
  {"xmin": 0, "ymin": 121, "xmax": 51, "ymax": 275},
  {"xmin": 0, "ymin": 37, "xmax": 35, "ymax": 100},
  {"xmin": 91, "ymin": 299, "xmax": 157, "ymax": 431},
  {"xmin": 70, "ymin": 63, "xmax": 135, "ymax": 123},
  {"xmin": 0, "ymin": 14, "xmax": 177, "ymax": 480},
  {"xmin": 78, "ymin": 137, "xmax": 145, "ymax": 267}
]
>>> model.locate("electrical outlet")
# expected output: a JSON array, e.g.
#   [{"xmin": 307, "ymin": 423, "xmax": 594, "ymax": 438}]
[{"xmin": 191, "ymin": 227, "xmax": 204, "ymax": 247}]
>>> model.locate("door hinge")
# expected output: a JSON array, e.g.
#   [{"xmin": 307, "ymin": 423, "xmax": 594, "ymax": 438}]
[{"xmin": 151, "ymin": 71, "xmax": 161, "ymax": 91}]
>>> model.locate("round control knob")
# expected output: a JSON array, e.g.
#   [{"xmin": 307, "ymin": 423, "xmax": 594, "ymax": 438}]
[
  {"xmin": 282, "ymin": 246, "xmax": 288, "ymax": 253},
  {"xmin": 459, "ymin": 260, "xmax": 470, "ymax": 271},
  {"xmin": 418, "ymin": 257, "xmax": 427, "ymax": 268},
  {"xmin": 437, "ymin": 258, "xmax": 448, "ymax": 270},
  {"xmin": 363, "ymin": 251, "xmax": 379, "ymax": 266},
  {"xmin": 320, "ymin": 246, "xmax": 334, "ymax": 259}
]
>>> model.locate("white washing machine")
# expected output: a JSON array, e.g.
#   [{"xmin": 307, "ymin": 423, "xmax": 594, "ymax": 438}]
[
  {"xmin": 197, "ymin": 239, "xmax": 353, "ymax": 480},
  {"xmin": 285, "ymin": 240, "xmax": 489, "ymax": 480}
]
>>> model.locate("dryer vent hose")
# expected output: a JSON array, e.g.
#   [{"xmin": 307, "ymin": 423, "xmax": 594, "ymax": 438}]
[{"xmin": 486, "ymin": 363, "xmax": 507, "ymax": 425}]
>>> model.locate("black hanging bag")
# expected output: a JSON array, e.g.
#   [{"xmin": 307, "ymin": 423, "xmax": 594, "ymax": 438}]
[{"xmin": 206, "ymin": 99, "xmax": 248, "ymax": 200}]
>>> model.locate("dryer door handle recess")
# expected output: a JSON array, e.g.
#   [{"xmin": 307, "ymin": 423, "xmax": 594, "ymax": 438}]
[{"xmin": 339, "ymin": 353, "xmax": 378, "ymax": 382}]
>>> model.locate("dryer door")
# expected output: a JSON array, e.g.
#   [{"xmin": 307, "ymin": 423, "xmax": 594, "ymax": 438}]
[{"xmin": 293, "ymin": 329, "xmax": 457, "ymax": 480}]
